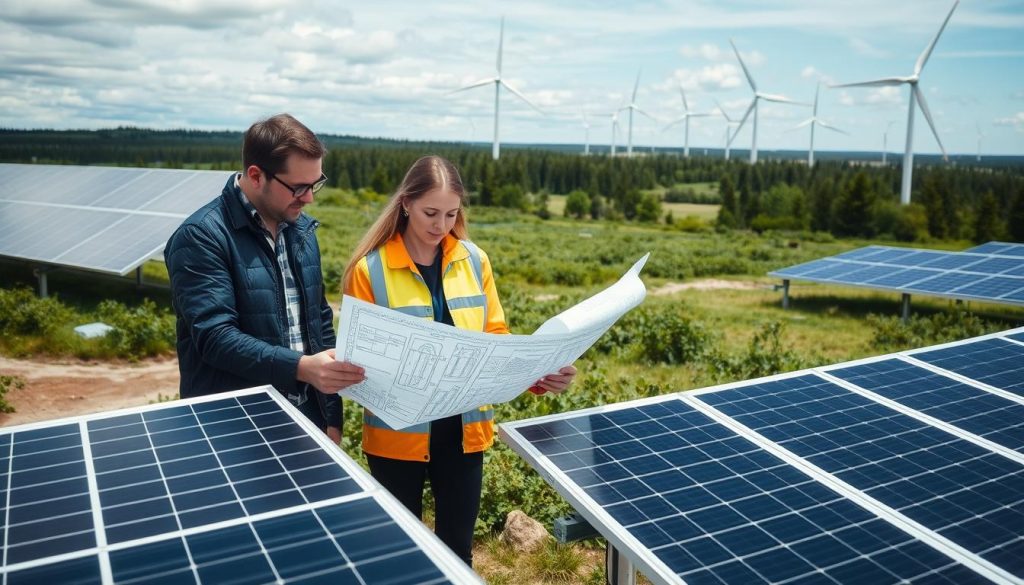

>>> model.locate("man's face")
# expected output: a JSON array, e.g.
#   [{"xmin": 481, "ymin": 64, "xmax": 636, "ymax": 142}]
[{"xmin": 252, "ymin": 153, "xmax": 323, "ymax": 226}]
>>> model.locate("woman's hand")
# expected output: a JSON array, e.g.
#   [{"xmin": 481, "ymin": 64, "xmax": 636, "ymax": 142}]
[{"xmin": 532, "ymin": 365, "xmax": 577, "ymax": 395}]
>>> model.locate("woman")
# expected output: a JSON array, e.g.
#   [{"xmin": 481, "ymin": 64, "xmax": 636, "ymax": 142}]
[{"xmin": 343, "ymin": 155, "xmax": 576, "ymax": 566}]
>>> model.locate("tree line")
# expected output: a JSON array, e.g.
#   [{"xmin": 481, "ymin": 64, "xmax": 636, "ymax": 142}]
[{"xmin": 3, "ymin": 127, "xmax": 1023, "ymax": 243}]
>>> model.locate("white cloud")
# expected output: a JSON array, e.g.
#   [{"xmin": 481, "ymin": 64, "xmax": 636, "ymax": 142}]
[
  {"xmin": 847, "ymin": 37, "xmax": 889, "ymax": 58},
  {"xmin": 994, "ymin": 112, "xmax": 1024, "ymax": 132},
  {"xmin": 800, "ymin": 66, "xmax": 835, "ymax": 86}
]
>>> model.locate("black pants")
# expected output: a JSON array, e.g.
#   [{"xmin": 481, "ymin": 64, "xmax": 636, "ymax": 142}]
[{"xmin": 366, "ymin": 415, "xmax": 483, "ymax": 567}]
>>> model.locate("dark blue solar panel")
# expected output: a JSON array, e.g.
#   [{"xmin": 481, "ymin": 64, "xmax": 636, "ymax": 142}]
[
  {"xmin": 863, "ymin": 268, "xmax": 939, "ymax": 287},
  {"xmin": 833, "ymin": 246, "xmax": 890, "ymax": 261},
  {"xmin": 963, "ymin": 257, "xmax": 1024, "ymax": 275},
  {"xmin": 918, "ymin": 254, "xmax": 987, "ymax": 271},
  {"xmin": 1009, "ymin": 333, "xmax": 1024, "ymax": 343},
  {"xmin": 953, "ymin": 276, "xmax": 1024, "ymax": 299},
  {"xmin": 801, "ymin": 262, "xmax": 871, "ymax": 281},
  {"xmin": 829, "ymin": 264, "xmax": 900, "ymax": 285},
  {"xmin": 965, "ymin": 243, "xmax": 1014, "ymax": 255},
  {"xmin": 903, "ymin": 272, "xmax": 981, "ymax": 294},
  {"xmin": 855, "ymin": 248, "xmax": 918, "ymax": 264},
  {"xmin": 1004, "ymin": 264, "xmax": 1024, "ymax": 277},
  {"xmin": 514, "ymin": 398, "xmax": 971, "ymax": 584},
  {"xmin": 829, "ymin": 358, "xmax": 1024, "ymax": 453},
  {"xmin": 5, "ymin": 423, "xmax": 95, "ymax": 564},
  {"xmin": 6, "ymin": 555, "xmax": 101, "ymax": 585},
  {"xmin": 771, "ymin": 259, "xmax": 846, "ymax": 278},
  {"xmin": 89, "ymin": 394, "xmax": 360, "ymax": 544},
  {"xmin": 912, "ymin": 338, "xmax": 1024, "ymax": 397},
  {"xmin": 698, "ymin": 374, "xmax": 1024, "ymax": 577},
  {"xmin": 888, "ymin": 253, "xmax": 950, "ymax": 268}
]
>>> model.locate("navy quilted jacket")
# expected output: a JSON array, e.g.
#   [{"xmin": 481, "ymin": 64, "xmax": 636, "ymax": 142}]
[{"xmin": 164, "ymin": 175, "xmax": 340, "ymax": 427}]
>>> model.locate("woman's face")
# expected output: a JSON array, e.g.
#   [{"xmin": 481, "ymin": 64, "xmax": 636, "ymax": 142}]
[{"xmin": 403, "ymin": 187, "xmax": 462, "ymax": 249}]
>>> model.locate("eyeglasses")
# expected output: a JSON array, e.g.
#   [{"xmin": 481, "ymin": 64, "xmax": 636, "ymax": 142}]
[{"xmin": 262, "ymin": 168, "xmax": 328, "ymax": 198}]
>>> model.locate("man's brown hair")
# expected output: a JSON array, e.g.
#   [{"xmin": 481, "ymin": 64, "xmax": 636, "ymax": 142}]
[{"xmin": 242, "ymin": 113, "xmax": 325, "ymax": 175}]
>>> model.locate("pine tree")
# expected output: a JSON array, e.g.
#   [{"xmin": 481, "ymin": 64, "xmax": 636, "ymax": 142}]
[{"xmin": 973, "ymin": 192, "xmax": 1001, "ymax": 244}]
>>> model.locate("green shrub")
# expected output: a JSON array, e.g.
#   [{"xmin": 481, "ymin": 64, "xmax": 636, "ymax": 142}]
[
  {"xmin": 868, "ymin": 310, "xmax": 1006, "ymax": 352},
  {"xmin": 0, "ymin": 374, "xmax": 22, "ymax": 413},
  {"xmin": 635, "ymin": 306, "xmax": 713, "ymax": 365},
  {"xmin": 0, "ymin": 287, "xmax": 75, "ymax": 335},
  {"xmin": 97, "ymin": 299, "xmax": 176, "ymax": 359},
  {"xmin": 707, "ymin": 321, "xmax": 814, "ymax": 381}
]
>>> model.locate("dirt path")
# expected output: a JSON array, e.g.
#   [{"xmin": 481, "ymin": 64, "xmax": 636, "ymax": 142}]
[
  {"xmin": 650, "ymin": 279, "xmax": 764, "ymax": 295},
  {"xmin": 0, "ymin": 355, "xmax": 180, "ymax": 427}
]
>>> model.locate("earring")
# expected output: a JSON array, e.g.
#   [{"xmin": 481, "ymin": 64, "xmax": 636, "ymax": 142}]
[{"xmin": 402, "ymin": 209, "xmax": 409, "ymax": 217}]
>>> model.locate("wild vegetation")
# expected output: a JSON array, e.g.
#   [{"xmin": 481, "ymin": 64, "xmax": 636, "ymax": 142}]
[{"xmin": 2, "ymin": 131, "xmax": 1023, "ymax": 582}]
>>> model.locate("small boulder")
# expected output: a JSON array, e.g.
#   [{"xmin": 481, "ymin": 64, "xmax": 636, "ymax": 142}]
[{"xmin": 499, "ymin": 510, "xmax": 550, "ymax": 553}]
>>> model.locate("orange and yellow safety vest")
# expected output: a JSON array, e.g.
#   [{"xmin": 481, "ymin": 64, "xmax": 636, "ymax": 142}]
[{"xmin": 347, "ymin": 232, "xmax": 509, "ymax": 461}]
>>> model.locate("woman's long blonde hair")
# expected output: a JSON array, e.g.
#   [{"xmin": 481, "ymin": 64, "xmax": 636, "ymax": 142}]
[{"xmin": 342, "ymin": 155, "xmax": 469, "ymax": 292}]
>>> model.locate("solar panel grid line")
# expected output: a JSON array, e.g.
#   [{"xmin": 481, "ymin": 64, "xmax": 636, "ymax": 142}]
[
  {"xmin": 0, "ymin": 387, "xmax": 482, "ymax": 584},
  {"xmin": 0, "ymin": 198, "xmax": 189, "ymax": 220},
  {"xmin": 87, "ymin": 169, "xmax": 156, "ymax": 209},
  {"xmin": 500, "ymin": 393, "xmax": 986, "ymax": 585},
  {"xmin": 77, "ymin": 423, "xmax": 114, "ymax": 584},
  {"xmin": 900, "ymin": 332, "xmax": 1024, "ymax": 399},
  {"xmin": 899, "ymin": 354, "xmax": 1024, "ymax": 410},
  {"xmin": 812, "ymin": 367, "xmax": 1024, "ymax": 467},
  {"xmin": 681, "ymin": 387, "xmax": 1017, "ymax": 585},
  {"xmin": 499, "ymin": 394, "xmax": 705, "ymax": 585},
  {"xmin": 131, "ymin": 170, "xmax": 217, "ymax": 214}
]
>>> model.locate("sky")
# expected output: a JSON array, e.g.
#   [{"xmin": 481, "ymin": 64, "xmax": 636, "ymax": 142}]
[{"xmin": 2, "ymin": 0, "xmax": 1023, "ymax": 157}]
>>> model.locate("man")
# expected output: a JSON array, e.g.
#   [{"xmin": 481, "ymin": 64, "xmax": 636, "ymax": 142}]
[{"xmin": 165, "ymin": 113, "xmax": 364, "ymax": 441}]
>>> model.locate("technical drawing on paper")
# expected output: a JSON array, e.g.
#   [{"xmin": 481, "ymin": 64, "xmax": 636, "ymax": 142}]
[{"xmin": 337, "ymin": 253, "xmax": 649, "ymax": 430}]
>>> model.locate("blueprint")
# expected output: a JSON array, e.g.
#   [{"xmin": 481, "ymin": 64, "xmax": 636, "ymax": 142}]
[{"xmin": 335, "ymin": 253, "xmax": 649, "ymax": 430}]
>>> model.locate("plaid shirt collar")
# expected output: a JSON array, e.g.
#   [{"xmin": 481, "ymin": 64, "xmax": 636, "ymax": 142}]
[{"xmin": 234, "ymin": 173, "xmax": 294, "ymax": 235}]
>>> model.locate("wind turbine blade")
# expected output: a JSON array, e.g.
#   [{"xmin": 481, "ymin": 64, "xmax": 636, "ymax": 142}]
[
  {"xmin": 634, "ymin": 106, "xmax": 657, "ymax": 122},
  {"xmin": 830, "ymin": 77, "xmax": 908, "ymax": 89},
  {"xmin": 915, "ymin": 0, "xmax": 959, "ymax": 76},
  {"xmin": 679, "ymin": 84, "xmax": 689, "ymax": 111},
  {"xmin": 689, "ymin": 113, "xmax": 712, "ymax": 118},
  {"xmin": 813, "ymin": 83, "xmax": 820, "ymax": 116},
  {"xmin": 497, "ymin": 17, "xmax": 504, "ymax": 75},
  {"xmin": 818, "ymin": 121, "xmax": 849, "ymax": 135},
  {"xmin": 794, "ymin": 119, "xmax": 814, "ymax": 129},
  {"xmin": 448, "ymin": 78, "xmax": 497, "ymax": 94},
  {"xmin": 714, "ymin": 99, "xmax": 733, "ymax": 122},
  {"xmin": 729, "ymin": 38, "xmax": 757, "ymax": 93},
  {"xmin": 632, "ymin": 70, "xmax": 642, "ymax": 103},
  {"xmin": 501, "ymin": 80, "xmax": 544, "ymax": 114},
  {"xmin": 759, "ymin": 93, "xmax": 807, "ymax": 105},
  {"xmin": 664, "ymin": 117, "xmax": 684, "ymax": 130},
  {"xmin": 729, "ymin": 99, "xmax": 756, "ymax": 145},
  {"xmin": 914, "ymin": 85, "xmax": 947, "ymax": 160}
]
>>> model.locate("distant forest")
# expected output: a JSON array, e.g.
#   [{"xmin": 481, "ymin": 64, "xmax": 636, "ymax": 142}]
[{"xmin": 2, "ymin": 127, "xmax": 1023, "ymax": 243}]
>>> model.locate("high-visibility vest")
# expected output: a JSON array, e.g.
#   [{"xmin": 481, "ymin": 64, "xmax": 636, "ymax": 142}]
[{"xmin": 347, "ymin": 232, "xmax": 509, "ymax": 461}]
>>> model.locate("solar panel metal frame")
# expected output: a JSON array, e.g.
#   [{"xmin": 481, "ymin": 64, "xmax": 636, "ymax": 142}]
[
  {"xmin": 0, "ymin": 163, "xmax": 231, "ymax": 276},
  {"xmin": 768, "ymin": 244, "xmax": 1024, "ymax": 307},
  {"xmin": 0, "ymin": 386, "xmax": 482, "ymax": 584},
  {"xmin": 500, "ymin": 327, "xmax": 1024, "ymax": 585}
]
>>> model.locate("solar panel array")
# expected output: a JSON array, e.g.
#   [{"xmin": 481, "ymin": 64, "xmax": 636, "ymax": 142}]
[
  {"xmin": 768, "ymin": 244, "xmax": 1024, "ymax": 307},
  {"xmin": 0, "ymin": 163, "xmax": 230, "ymax": 275},
  {"xmin": 500, "ymin": 328, "xmax": 1024, "ymax": 585},
  {"xmin": 0, "ymin": 387, "xmax": 480, "ymax": 584}
]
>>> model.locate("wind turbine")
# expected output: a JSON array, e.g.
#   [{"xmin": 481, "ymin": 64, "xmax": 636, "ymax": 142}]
[
  {"xmin": 620, "ymin": 70, "xmax": 655, "ymax": 157},
  {"xmin": 609, "ymin": 104, "xmax": 623, "ymax": 157},
  {"xmin": 882, "ymin": 120, "xmax": 896, "ymax": 165},
  {"xmin": 715, "ymin": 99, "xmax": 740, "ymax": 161},
  {"xmin": 664, "ymin": 85, "xmax": 710, "ymax": 158},
  {"xmin": 831, "ymin": 0, "xmax": 958, "ymax": 204},
  {"xmin": 449, "ymin": 17, "xmax": 542, "ymax": 160},
  {"xmin": 728, "ymin": 39, "xmax": 805, "ymax": 164},
  {"xmin": 794, "ymin": 84, "xmax": 847, "ymax": 167},
  {"xmin": 582, "ymin": 111, "xmax": 591, "ymax": 155},
  {"xmin": 976, "ymin": 122, "xmax": 984, "ymax": 163}
]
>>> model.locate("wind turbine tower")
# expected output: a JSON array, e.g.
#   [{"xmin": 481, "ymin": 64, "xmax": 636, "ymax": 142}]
[
  {"xmin": 621, "ymin": 70, "xmax": 654, "ymax": 157},
  {"xmin": 665, "ymin": 85, "xmax": 710, "ymax": 158},
  {"xmin": 450, "ymin": 17, "xmax": 542, "ymax": 160},
  {"xmin": 715, "ymin": 99, "xmax": 740, "ymax": 161},
  {"xmin": 832, "ymin": 0, "xmax": 958, "ymax": 204},
  {"xmin": 729, "ymin": 39, "xmax": 805, "ymax": 164}
]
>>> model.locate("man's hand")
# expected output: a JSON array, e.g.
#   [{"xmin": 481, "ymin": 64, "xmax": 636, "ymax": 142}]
[
  {"xmin": 325, "ymin": 426, "xmax": 342, "ymax": 444},
  {"xmin": 298, "ymin": 349, "xmax": 366, "ymax": 393},
  {"xmin": 532, "ymin": 365, "xmax": 577, "ymax": 395}
]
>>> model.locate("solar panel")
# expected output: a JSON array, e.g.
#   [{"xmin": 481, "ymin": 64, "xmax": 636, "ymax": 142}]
[
  {"xmin": 500, "ymin": 328, "xmax": 1024, "ymax": 584},
  {"xmin": 0, "ymin": 163, "xmax": 230, "ymax": 275},
  {"xmin": 0, "ymin": 387, "xmax": 480, "ymax": 584},
  {"xmin": 964, "ymin": 243, "xmax": 1024, "ymax": 258},
  {"xmin": 769, "ymin": 244, "xmax": 1024, "ymax": 308}
]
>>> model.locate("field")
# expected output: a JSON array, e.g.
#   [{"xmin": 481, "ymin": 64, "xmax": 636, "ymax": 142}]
[{"xmin": 2, "ymin": 188, "xmax": 1023, "ymax": 584}]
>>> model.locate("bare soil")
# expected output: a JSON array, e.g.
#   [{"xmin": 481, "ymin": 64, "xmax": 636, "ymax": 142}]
[
  {"xmin": 0, "ymin": 355, "xmax": 179, "ymax": 427},
  {"xmin": 650, "ymin": 279, "xmax": 764, "ymax": 296}
]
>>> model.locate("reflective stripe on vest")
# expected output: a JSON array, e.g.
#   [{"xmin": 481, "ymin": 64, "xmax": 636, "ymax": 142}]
[{"xmin": 361, "ymin": 238, "xmax": 496, "ymax": 461}]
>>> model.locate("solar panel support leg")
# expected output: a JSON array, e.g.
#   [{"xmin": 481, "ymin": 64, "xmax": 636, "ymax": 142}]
[
  {"xmin": 901, "ymin": 293, "xmax": 911, "ymax": 323},
  {"xmin": 34, "ymin": 267, "xmax": 49, "ymax": 298},
  {"xmin": 782, "ymin": 279, "xmax": 790, "ymax": 309},
  {"xmin": 605, "ymin": 544, "xmax": 635, "ymax": 585},
  {"xmin": 136, "ymin": 267, "xmax": 143, "ymax": 288}
]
